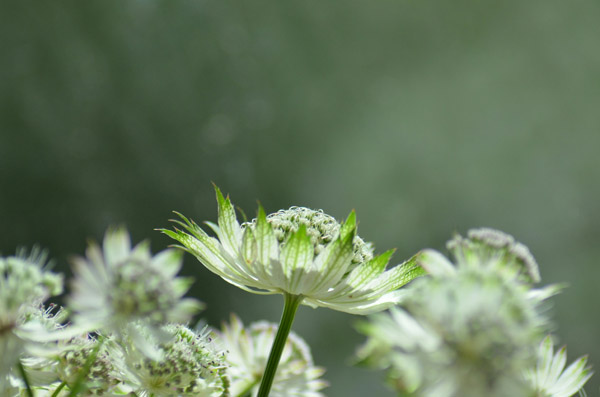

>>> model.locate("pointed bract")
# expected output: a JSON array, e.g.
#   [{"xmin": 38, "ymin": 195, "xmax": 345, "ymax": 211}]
[
  {"xmin": 525, "ymin": 335, "xmax": 593, "ymax": 397},
  {"xmin": 163, "ymin": 188, "xmax": 424, "ymax": 315}
]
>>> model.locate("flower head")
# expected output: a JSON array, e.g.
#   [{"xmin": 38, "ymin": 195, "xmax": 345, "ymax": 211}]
[
  {"xmin": 524, "ymin": 335, "xmax": 592, "ymax": 397},
  {"xmin": 110, "ymin": 322, "xmax": 228, "ymax": 397},
  {"xmin": 446, "ymin": 227, "xmax": 541, "ymax": 283},
  {"xmin": 163, "ymin": 187, "xmax": 425, "ymax": 314},
  {"xmin": 356, "ymin": 245, "xmax": 553, "ymax": 397},
  {"xmin": 0, "ymin": 249, "xmax": 63, "ymax": 374},
  {"xmin": 217, "ymin": 314, "xmax": 326, "ymax": 397},
  {"xmin": 68, "ymin": 227, "xmax": 202, "ymax": 334}
]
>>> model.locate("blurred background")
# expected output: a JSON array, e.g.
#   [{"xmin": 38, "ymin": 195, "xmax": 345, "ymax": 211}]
[{"xmin": 1, "ymin": 0, "xmax": 599, "ymax": 395}]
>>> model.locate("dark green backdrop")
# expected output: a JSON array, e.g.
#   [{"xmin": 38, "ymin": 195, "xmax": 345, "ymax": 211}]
[{"xmin": 1, "ymin": 1, "xmax": 599, "ymax": 395}]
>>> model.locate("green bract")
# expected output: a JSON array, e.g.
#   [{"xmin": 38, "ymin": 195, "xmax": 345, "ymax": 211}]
[
  {"xmin": 524, "ymin": 335, "xmax": 592, "ymax": 397},
  {"xmin": 162, "ymin": 187, "xmax": 425, "ymax": 315}
]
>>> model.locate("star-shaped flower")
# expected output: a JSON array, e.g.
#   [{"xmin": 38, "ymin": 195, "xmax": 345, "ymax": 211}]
[
  {"xmin": 162, "ymin": 187, "xmax": 424, "ymax": 315},
  {"xmin": 68, "ymin": 227, "xmax": 202, "ymax": 334}
]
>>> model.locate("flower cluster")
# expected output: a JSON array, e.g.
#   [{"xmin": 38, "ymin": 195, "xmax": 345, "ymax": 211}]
[
  {"xmin": 0, "ymin": 229, "xmax": 229, "ymax": 396},
  {"xmin": 0, "ymin": 189, "xmax": 594, "ymax": 397}
]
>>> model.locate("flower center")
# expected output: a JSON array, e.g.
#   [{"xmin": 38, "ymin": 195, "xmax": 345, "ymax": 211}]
[{"xmin": 246, "ymin": 207, "xmax": 373, "ymax": 265}]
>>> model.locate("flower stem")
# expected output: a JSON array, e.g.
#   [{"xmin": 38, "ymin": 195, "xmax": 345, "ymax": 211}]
[
  {"xmin": 51, "ymin": 381, "xmax": 66, "ymax": 397},
  {"xmin": 257, "ymin": 293, "xmax": 303, "ymax": 397},
  {"xmin": 67, "ymin": 337, "xmax": 104, "ymax": 397},
  {"xmin": 17, "ymin": 361, "xmax": 34, "ymax": 397}
]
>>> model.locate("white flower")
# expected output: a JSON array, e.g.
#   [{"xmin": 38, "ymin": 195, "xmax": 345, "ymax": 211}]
[
  {"xmin": 0, "ymin": 249, "xmax": 63, "ymax": 375},
  {"xmin": 356, "ymin": 252, "xmax": 554, "ymax": 397},
  {"xmin": 524, "ymin": 335, "xmax": 592, "ymax": 397},
  {"xmin": 217, "ymin": 314, "xmax": 326, "ymax": 397},
  {"xmin": 163, "ymin": 187, "xmax": 425, "ymax": 314},
  {"xmin": 445, "ymin": 227, "xmax": 541, "ymax": 283},
  {"xmin": 51, "ymin": 334, "xmax": 120, "ymax": 396},
  {"xmin": 68, "ymin": 227, "xmax": 203, "ymax": 333},
  {"xmin": 110, "ymin": 322, "xmax": 228, "ymax": 397}
]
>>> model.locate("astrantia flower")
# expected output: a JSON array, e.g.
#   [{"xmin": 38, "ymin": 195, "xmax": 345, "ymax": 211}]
[
  {"xmin": 356, "ymin": 248, "xmax": 554, "ymax": 397},
  {"xmin": 446, "ymin": 227, "xmax": 541, "ymax": 283},
  {"xmin": 110, "ymin": 322, "xmax": 228, "ymax": 397},
  {"xmin": 0, "ymin": 249, "xmax": 63, "ymax": 374},
  {"xmin": 68, "ymin": 227, "xmax": 202, "ymax": 333},
  {"xmin": 9, "ymin": 305, "xmax": 120, "ymax": 397},
  {"xmin": 163, "ymin": 187, "xmax": 424, "ymax": 315},
  {"xmin": 524, "ymin": 335, "xmax": 592, "ymax": 397},
  {"xmin": 52, "ymin": 334, "xmax": 120, "ymax": 395},
  {"xmin": 217, "ymin": 314, "xmax": 327, "ymax": 397}
]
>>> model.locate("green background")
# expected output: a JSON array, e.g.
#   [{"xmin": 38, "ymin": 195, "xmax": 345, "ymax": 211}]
[{"xmin": 1, "ymin": 1, "xmax": 599, "ymax": 395}]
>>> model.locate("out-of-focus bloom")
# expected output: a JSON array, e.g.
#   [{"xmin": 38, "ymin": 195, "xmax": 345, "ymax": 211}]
[
  {"xmin": 6, "ymin": 305, "xmax": 117, "ymax": 397},
  {"xmin": 68, "ymin": 227, "xmax": 202, "ymax": 333},
  {"xmin": 110, "ymin": 322, "xmax": 228, "ymax": 397},
  {"xmin": 524, "ymin": 336, "xmax": 592, "ymax": 397},
  {"xmin": 0, "ymin": 373, "xmax": 19, "ymax": 397},
  {"xmin": 356, "ymin": 235, "xmax": 555, "ymax": 397},
  {"xmin": 217, "ymin": 314, "xmax": 326, "ymax": 397},
  {"xmin": 445, "ymin": 227, "xmax": 541, "ymax": 283},
  {"xmin": 0, "ymin": 249, "xmax": 63, "ymax": 374},
  {"xmin": 163, "ymin": 187, "xmax": 424, "ymax": 314}
]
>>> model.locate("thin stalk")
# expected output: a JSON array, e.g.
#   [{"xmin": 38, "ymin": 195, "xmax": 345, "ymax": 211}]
[
  {"xmin": 257, "ymin": 293, "xmax": 303, "ymax": 397},
  {"xmin": 67, "ymin": 337, "xmax": 104, "ymax": 397},
  {"xmin": 18, "ymin": 361, "xmax": 34, "ymax": 397},
  {"xmin": 51, "ymin": 381, "xmax": 66, "ymax": 397}
]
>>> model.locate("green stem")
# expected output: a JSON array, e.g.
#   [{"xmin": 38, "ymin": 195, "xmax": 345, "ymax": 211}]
[
  {"xmin": 17, "ymin": 361, "xmax": 34, "ymax": 397},
  {"xmin": 67, "ymin": 337, "xmax": 104, "ymax": 397},
  {"xmin": 257, "ymin": 293, "xmax": 303, "ymax": 397},
  {"xmin": 51, "ymin": 381, "xmax": 66, "ymax": 397}
]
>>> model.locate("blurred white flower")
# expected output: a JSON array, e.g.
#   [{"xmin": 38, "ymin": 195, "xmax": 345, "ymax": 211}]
[
  {"xmin": 356, "ymin": 251, "xmax": 554, "ymax": 397},
  {"xmin": 0, "ymin": 249, "xmax": 63, "ymax": 375},
  {"xmin": 217, "ymin": 314, "xmax": 326, "ymax": 397},
  {"xmin": 445, "ymin": 227, "xmax": 541, "ymax": 283},
  {"xmin": 524, "ymin": 335, "xmax": 592, "ymax": 397},
  {"xmin": 68, "ymin": 227, "xmax": 203, "ymax": 333},
  {"xmin": 163, "ymin": 187, "xmax": 424, "ymax": 315}
]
